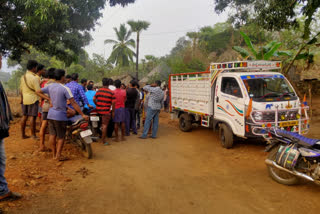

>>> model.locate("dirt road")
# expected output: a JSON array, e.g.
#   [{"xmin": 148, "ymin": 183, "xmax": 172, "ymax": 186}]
[{"xmin": 4, "ymin": 113, "xmax": 320, "ymax": 214}]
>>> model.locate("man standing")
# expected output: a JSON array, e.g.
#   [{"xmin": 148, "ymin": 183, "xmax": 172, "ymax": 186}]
[
  {"xmin": 107, "ymin": 79, "xmax": 116, "ymax": 138},
  {"xmin": 0, "ymin": 81, "xmax": 22, "ymax": 201},
  {"xmin": 66, "ymin": 73, "xmax": 92, "ymax": 110},
  {"xmin": 36, "ymin": 64, "xmax": 45, "ymax": 81},
  {"xmin": 20, "ymin": 60, "xmax": 40, "ymax": 139},
  {"xmin": 39, "ymin": 68, "xmax": 56, "ymax": 152},
  {"xmin": 84, "ymin": 84, "xmax": 96, "ymax": 110},
  {"xmin": 134, "ymin": 84, "xmax": 142, "ymax": 130},
  {"xmin": 94, "ymin": 78, "xmax": 115, "ymax": 145},
  {"xmin": 65, "ymin": 75, "xmax": 72, "ymax": 84},
  {"xmin": 125, "ymin": 80, "xmax": 138, "ymax": 136},
  {"xmin": 37, "ymin": 69, "xmax": 88, "ymax": 161},
  {"xmin": 80, "ymin": 78, "xmax": 87, "ymax": 92},
  {"xmin": 113, "ymin": 79, "xmax": 126, "ymax": 142},
  {"xmin": 140, "ymin": 80, "xmax": 164, "ymax": 139}
]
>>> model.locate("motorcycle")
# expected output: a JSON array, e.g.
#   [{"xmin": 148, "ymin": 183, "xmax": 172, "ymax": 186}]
[
  {"xmin": 265, "ymin": 128, "xmax": 320, "ymax": 185},
  {"xmin": 66, "ymin": 115, "xmax": 93, "ymax": 159},
  {"xmin": 89, "ymin": 109, "xmax": 101, "ymax": 139}
]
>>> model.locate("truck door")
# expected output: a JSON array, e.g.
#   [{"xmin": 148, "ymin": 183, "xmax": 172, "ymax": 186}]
[{"xmin": 214, "ymin": 76, "xmax": 245, "ymax": 136}]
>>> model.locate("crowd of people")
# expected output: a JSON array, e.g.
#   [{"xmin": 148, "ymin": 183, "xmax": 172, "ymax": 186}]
[
  {"xmin": 0, "ymin": 59, "xmax": 170, "ymax": 201},
  {"xmin": 19, "ymin": 60, "xmax": 168, "ymax": 157}
]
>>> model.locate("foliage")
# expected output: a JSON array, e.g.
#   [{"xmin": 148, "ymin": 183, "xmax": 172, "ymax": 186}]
[
  {"xmin": 213, "ymin": 0, "xmax": 320, "ymax": 39},
  {"xmin": 0, "ymin": 0, "xmax": 136, "ymax": 64},
  {"xmin": 7, "ymin": 68, "xmax": 24, "ymax": 91},
  {"xmin": 105, "ymin": 24, "xmax": 136, "ymax": 67},
  {"xmin": 0, "ymin": 72, "xmax": 10, "ymax": 82},
  {"xmin": 198, "ymin": 23, "xmax": 235, "ymax": 54},
  {"xmin": 6, "ymin": 48, "xmax": 114, "ymax": 90},
  {"xmin": 232, "ymin": 32, "xmax": 292, "ymax": 60},
  {"xmin": 127, "ymin": 20, "xmax": 150, "ymax": 79},
  {"xmin": 186, "ymin": 59, "xmax": 206, "ymax": 71}
]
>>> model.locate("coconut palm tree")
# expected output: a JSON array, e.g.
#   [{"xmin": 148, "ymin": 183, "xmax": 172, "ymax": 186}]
[
  {"xmin": 104, "ymin": 24, "xmax": 136, "ymax": 67},
  {"xmin": 127, "ymin": 20, "xmax": 150, "ymax": 79}
]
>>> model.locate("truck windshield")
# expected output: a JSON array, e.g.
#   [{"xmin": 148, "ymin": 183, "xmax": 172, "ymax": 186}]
[{"xmin": 241, "ymin": 75, "xmax": 297, "ymax": 102}]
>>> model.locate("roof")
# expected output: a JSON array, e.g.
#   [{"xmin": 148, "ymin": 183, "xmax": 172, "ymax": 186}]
[
  {"xmin": 140, "ymin": 63, "xmax": 171, "ymax": 83},
  {"xmin": 94, "ymin": 74, "xmax": 135, "ymax": 87}
]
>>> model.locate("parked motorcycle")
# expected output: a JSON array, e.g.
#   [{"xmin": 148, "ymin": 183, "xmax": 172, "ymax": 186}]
[
  {"xmin": 265, "ymin": 128, "xmax": 320, "ymax": 185},
  {"xmin": 89, "ymin": 109, "xmax": 101, "ymax": 139},
  {"xmin": 66, "ymin": 115, "xmax": 93, "ymax": 159}
]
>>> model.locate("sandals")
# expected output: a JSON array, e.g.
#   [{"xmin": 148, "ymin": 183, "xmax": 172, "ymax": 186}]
[
  {"xmin": 55, "ymin": 156, "xmax": 70, "ymax": 162},
  {"xmin": 0, "ymin": 191, "xmax": 22, "ymax": 202}
]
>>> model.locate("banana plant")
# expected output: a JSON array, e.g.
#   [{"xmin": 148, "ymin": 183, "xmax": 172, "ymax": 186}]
[{"xmin": 232, "ymin": 31, "xmax": 292, "ymax": 60}]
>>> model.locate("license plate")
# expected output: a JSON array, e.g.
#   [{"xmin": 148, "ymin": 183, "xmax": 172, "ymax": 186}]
[
  {"xmin": 92, "ymin": 121, "xmax": 98, "ymax": 128},
  {"xmin": 83, "ymin": 136, "xmax": 93, "ymax": 144},
  {"xmin": 279, "ymin": 121, "xmax": 299, "ymax": 127},
  {"xmin": 80, "ymin": 129, "xmax": 93, "ymax": 138},
  {"xmin": 90, "ymin": 116, "xmax": 100, "ymax": 122}
]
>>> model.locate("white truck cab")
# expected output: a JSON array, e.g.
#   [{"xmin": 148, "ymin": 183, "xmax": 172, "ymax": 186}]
[{"xmin": 169, "ymin": 61, "xmax": 310, "ymax": 148}]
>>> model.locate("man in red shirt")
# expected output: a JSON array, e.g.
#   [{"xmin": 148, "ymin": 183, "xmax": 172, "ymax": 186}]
[
  {"xmin": 113, "ymin": 79, "xmax": 126, "ymax": 142},
  {"xmin": 94, "ymin": 78, "xmax": 115, "ymax": 145}
]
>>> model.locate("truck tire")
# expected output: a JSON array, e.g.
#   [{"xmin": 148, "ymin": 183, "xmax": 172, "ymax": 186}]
[
  {"xmin": 179, "ymin": 113, "xmax": 192, "ymax": 132},
  {"xmin": 219, "ymin": 123, "xmax": 234, "ymax": 149}
]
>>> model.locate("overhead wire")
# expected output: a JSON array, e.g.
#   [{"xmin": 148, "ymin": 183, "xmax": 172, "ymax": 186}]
[{"xmin": 93, "ymin": 28, "xmax": 198, "ymax": 38}]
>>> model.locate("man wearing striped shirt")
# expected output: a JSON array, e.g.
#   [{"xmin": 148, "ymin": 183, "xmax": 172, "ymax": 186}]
[{"xmin": 94, "ymin": 78, "xmax": 115, "ymax": 145}]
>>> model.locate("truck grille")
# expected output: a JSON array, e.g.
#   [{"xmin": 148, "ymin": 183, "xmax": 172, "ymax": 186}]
[{"xmin": 253, "ymin": 110, "xmax": 299, "ymax": 122}]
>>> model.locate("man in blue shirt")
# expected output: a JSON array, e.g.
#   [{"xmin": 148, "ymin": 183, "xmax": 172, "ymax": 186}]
[
  {"xmin": 84, "ymin": 84, "xmax": 96, "ymax": 110},
  {"xmin": 66, "ymin": 73, "xmax": 92, "ymax": 110},
  {"xmin": 37, "ymin": 69, "xmax": 88, "ymax": 161}
]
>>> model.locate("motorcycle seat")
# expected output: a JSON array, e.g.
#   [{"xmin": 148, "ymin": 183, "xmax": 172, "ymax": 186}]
[
  {"xmin": 67, "ymin": 115, "xmax": 84, "ymax": 126},
  {"xmin": 276, "ymin": 130, "xmax": 319, "ymax": 148}
]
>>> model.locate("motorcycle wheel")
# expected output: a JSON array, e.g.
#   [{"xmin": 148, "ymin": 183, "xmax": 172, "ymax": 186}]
[
  {"xmin": 76, "ymin": 137, "xmax": 93, "ymax": 159},
  {"xmin": 267, "ymin": 146, "xmax": 299, "ymax": 185}
]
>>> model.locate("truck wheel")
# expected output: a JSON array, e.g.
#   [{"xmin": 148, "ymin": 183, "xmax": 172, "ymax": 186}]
[
  {"xmin": 219, "ymin": 124, "xmax": 234, "ymax": 149},
  {"xmin": 179, "ymin": 113, "xmax": 192, "ymax": 132}
]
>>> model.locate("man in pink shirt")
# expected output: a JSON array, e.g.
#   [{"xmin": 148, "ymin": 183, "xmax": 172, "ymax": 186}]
[{"xmin": 113, "ymin": 79, "xmax": 127, "ymax": 142}]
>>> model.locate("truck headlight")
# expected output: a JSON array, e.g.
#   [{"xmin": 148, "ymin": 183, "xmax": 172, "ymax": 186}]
[{"xmin": 253, "ymin": 112, "xmax": 263, "ymax": 121}]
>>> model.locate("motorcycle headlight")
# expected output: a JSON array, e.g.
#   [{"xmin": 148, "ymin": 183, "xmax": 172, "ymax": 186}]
[{"xmin": 253, "ymin": 112, "xmax": 263, "ymax": 121}]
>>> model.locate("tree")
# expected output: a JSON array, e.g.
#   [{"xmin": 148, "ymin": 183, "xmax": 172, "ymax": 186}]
[
  {"xmin": 127, "ymin": 20, "xmax": 150, "ymax": 80},
  {"xmin": 232, "ymin": 32, "xmax": 291, "ymax": 60},
  {"xmin": 104, "ymin": 24, "xmax": 136, "ymax": 67},
  {"xmin": 0, "ymin": 0, "xmax": 136, "ymax": 64},
  {"xmin": 186, "ymin": 32, "xmax": 199, "ymax": 57},
  {"xmin": 213, "ymin": 0, "xmax": 320, "ymax": 39},
  {"xmin": 145, "ymin": 55, "xmax": 158, "ymax": 71}
]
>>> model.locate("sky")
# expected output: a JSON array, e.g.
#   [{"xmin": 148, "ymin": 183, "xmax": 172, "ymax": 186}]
[
  {"xmin": 1, "ymin": 0, "xmax": 228, "ymax": 73},
  {"xmin": 85, "ymin": 0, "xmax": 228, "ymax": 59}
]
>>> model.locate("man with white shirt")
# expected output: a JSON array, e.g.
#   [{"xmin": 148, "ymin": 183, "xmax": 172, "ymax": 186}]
[{"xmin": 139, "ymin": 80, "xmax": 164, "ymax": 139}]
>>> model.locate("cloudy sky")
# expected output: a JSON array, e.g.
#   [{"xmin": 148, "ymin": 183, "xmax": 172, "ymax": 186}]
[
  {"xmin": 1, "ymin": 0, "xmax": 228, "ymax": 73},
  {"xmin": 85, "ymin": 0, "xmax": 228, "ymax": 58}
]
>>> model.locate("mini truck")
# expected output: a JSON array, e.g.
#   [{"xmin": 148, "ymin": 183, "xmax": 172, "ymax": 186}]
[{"xmin": 169, "ymin": 60, "xmax": 310, "ymax": 148}]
